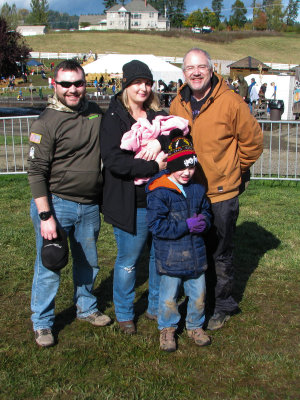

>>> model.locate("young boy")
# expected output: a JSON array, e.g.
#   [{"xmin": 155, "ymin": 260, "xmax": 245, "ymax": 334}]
[{"xmin": 146, "ymin": 129, "xmax": 211, "ymax": 352}]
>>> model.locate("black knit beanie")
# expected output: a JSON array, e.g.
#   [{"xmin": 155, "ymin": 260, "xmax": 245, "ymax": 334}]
[
  {"xmin": 167, "ymin": 129, "xmax": 198, "ymax": 172},
  {"xmin": 122, "ymin": 60, "xmax": 153, "ymax": 90}
]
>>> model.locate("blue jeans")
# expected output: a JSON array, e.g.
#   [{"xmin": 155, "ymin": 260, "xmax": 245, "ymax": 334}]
[
  {"xmin": 113, "ymin": 208, "xmax": 160, "ymax": 322},
  {"xmin": 158, "ymin": 273, "xmax": 206, "ymax": 330},
  {"xmin": 30, "ymin": 194, "xmax": 100, "ymax": 331}
]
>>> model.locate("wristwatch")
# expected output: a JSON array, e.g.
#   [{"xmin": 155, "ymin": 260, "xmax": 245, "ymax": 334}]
[{"xmin": 39, "ymin": 211, "xmax": 52, "ymax": 221}]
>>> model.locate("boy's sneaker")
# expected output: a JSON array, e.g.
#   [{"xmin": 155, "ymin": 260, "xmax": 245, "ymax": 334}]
[
  {"xmin": 160, "ymin": 327, "xmax": 176, "ymax": 352},
  {"xmin": 187, "ymin": 328, "xmax": 211, "ymax": 346},
  {"xmin": 78, "ymin": 311, "xmax": 111, "ymax": 327},
  {"xmin": 35, "ymin": 328, "xmax": 54, "ymax": 347},
  {"xmin": 206, "ymin": 312, "xmax": 230, "ymax": 331}
]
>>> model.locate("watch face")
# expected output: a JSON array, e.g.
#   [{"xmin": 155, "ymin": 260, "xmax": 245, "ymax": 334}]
[{"xmin": 39, "ymin": 211, "xmax": 52, "ymax": 221}]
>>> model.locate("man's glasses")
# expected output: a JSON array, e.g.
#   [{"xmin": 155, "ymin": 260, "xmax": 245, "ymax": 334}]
[
  {"xmin": 184, "ymin": 65, "xmax": 210, "ymax": 73},
  {"xmin": 55, "ymin": 80, "xmax": 85, "ymax": 88}
]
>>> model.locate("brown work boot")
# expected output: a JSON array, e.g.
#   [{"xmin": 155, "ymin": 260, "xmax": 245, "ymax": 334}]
[
  {"xmin": 187, "ymin": 328, "xmax": 211, "ymax": 346},
  {"xmin": 160, "ymin": 327, "xmax": 176, "ymax": 352},
  {"xmin": 118, "ymin": 320, "xmax": 136, "ymax": 334}
]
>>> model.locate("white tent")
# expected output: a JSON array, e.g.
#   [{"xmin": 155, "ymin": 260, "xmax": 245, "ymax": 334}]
[{"xmin": 83, "ymin": 54, "xmax": 184, "ymax": 85}]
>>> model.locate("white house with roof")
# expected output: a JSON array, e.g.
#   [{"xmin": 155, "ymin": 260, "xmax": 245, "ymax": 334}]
[{"xmin": 79, "ymin": 0, "xmax": 169, "ymax": 31}]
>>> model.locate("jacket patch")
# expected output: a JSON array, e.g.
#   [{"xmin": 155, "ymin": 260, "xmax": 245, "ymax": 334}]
[
  {"xmin": 217, "ymin": 186, "xmax": 223, "ymax": 192},
  {"xmin": 88, "ymin": 114, "xmax": 100, "ymax": 120},
  {"xmin": 29, "ymin": 132, "xmax": 42, "ymax": 143}
]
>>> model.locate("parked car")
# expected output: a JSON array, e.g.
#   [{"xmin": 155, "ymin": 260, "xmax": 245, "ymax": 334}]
[
  {"xmin": 191, "ymin": 27, "xmax": 201, "ymax": 33},
  {"xmin": 191, "ymin": 26, "xmax": 213, "ymax": 34}
]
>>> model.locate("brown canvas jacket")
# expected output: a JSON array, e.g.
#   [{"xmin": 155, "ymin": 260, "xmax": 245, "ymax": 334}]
[{"xmin": 169, "ymin": 73, "xmax": 263, "ymax": 203}]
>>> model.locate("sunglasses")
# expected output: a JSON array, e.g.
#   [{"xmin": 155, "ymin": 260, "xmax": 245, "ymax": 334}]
[{"xmin": 55, "ymin": 80, "xmax": 85, "ymax": 88}]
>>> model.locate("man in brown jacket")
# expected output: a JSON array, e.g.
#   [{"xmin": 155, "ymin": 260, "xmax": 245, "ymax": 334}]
[{"xmin": 170, "ymin": 48, "xmax": 263, "ymax": 330}]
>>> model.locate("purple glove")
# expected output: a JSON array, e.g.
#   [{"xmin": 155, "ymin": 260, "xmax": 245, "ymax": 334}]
[{"xmin": 186, "ymin": 214, "xmax": 206, "ymax": 233}]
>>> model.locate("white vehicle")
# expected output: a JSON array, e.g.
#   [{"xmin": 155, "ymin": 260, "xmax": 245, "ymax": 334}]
[{"xmin": 192, "ymin": 27, "xmax": 201, "ymax": 33}]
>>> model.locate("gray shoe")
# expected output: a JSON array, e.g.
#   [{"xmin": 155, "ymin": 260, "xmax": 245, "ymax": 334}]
[
  {"xmin": 78, "ymin": 311, "xmax": 111, "ymax": 327},
  {"xmin": 35, "ymin": 328, "xmax": 54, "ymax": 347},
  {"xmin": 187, "ymin": 328, "xmax": 211, "ymax": 346},
  {"xmin": 160, "ymin": 327, "xmax": 176, "ymax": 352},
  {"xmin": 207, "ymin": 312, "xmax": 230, "ymax": 331}
]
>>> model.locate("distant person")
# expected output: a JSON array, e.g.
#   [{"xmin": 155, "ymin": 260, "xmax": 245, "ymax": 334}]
[
  {"xmin": 147, "ymin": 129, "xmax": 212, "ymax": 352},
  {"xmin": 237, "ymin": 75, "xmax": 248, "ymax": 102},
  {"xmin": 271, "ymin": 82, "xmax": 277, "ymax": 99},
  {"xmin": 27, "ymin": 60, "xmax": 110, "ymax": 348},
  {"xmin": 259, "ymin": 83, "xmax": 267, "ymax": 100},
  {"xmin": 248, "ymin": 78, "xmax": 259, "ymax": 113},
  {"xmin": 170, "ymin": 48, "xmax": 263, "ymax": 331},
  {"xmin": 226, "ymin": 77, "xmax": 235, "ymax": 91},
  {"xmin": 93, "ymin": 78, "xmax": 98, "ymax": 88},
  {"xmin": 158, "ymin": 79, "xmax": 169, "ymax": 107}
]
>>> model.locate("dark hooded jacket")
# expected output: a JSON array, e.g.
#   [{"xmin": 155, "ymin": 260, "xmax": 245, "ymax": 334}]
[
  {"xmin": 146, "ymin": 170, "xmax": 211, "ymax": 277},
  {"xmin": 100, "ymin": 94, "xmax": 167, "ymax": 233}
]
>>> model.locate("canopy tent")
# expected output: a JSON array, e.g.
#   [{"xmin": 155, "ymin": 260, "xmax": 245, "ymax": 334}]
[
  {"xmin": 82, "ymin": 54, "xmax": 184, "ymax": 85},
  {"xmin": 26, "ymin": 59, "xmax": 43, "ymax": 67}
]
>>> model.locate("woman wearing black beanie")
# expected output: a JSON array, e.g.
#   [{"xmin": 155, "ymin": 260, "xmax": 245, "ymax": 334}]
[{"xmin": 100, "ymin": 60, "xmax": 168, "ymax": 334}]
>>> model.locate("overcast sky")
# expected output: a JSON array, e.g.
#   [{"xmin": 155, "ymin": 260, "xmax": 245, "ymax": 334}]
[{"xmin": 0, "ymin": 0, "xmax": 297, "ymax": 21}]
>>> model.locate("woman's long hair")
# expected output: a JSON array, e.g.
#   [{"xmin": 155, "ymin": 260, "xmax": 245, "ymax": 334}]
[{"xmin": 121, "ymin": 87, "xmax": 161, "ymax": 112}]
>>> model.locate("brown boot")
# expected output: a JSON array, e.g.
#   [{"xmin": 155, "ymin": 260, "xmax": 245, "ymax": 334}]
[
  {"xmin": 187, "ymin": 328, "xmax": 211, "ymax": 346},
  {"xmin": 160, "ymin": 327, "xmax": 176, "ymax": 352}
]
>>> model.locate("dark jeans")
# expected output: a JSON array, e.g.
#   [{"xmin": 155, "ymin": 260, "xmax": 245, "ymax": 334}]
[{"xmin": 205, "ymin": 196, "xmax": 240, "ymax": 315}]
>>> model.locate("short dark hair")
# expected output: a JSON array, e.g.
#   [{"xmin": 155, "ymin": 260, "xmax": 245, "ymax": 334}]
[{"xmin": 54, "ymin": 60, "xmax": 85, "ymax": 80}]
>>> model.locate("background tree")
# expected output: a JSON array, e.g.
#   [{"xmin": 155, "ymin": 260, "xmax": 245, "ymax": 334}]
[
  {"xmin": 229, "ymin": 0, "xmax": 247, "ymax": 28},
  {"xmin": 17, "ymin": 8, "xmax": 30, "ymax": 22},
  {"xmin": 253, "ymin": 9, "xmax": 267, "ymax": 29},
  {"xmin": 285, "ymin": 0, "xmax": 299, "ymax": 25},
  {"xmin": 183, "ymin": 9, "xmax": 203, "ymax": 28},
  {"xmin": 0, "ymin": 2, "xmax": 19, "ymax": 29},
  {"xmin": 211, "ymin": 0, "xmax": 223, "ymax": 25},
  {"xmin": 202, "ymin": 7, "xmax": 218, "ymax": 27},
  {"xmin": 103, "ymin": 0, "xmax": 118, "ymax": 12},
  {"xmin": 265, "ymin": 0, "xmax": 284, "ymax": 30},
  {"xmin": 47, "ymin": 10, "xmax": 79, "ymax": 29},
  {"xmin": 26, "ymin": 0, "xmax": 49, "ymax": 25},
  {"xmin": 168, "ymin": 0, "xmax": 186, "ymax": 27},
  {"xmin": 0, "ymin": 17, "xmax": 31, "ymax": 77}
]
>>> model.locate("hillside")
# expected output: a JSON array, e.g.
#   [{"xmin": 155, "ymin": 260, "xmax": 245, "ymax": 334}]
[{"xmin": 25, "ymin": 31, "xmax": 300, "ymax": 64}]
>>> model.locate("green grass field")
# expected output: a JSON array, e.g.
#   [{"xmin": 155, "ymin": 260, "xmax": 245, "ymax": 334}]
[
  {"xmin": 0, "ymin": 175, "xmax": 299, "ymax": 399},
  {"xmin": 25, "ymin": 31, "xmax": 300, "ymax": 64}
]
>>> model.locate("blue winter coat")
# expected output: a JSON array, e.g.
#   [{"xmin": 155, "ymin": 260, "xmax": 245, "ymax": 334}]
[{"xmin": 146, "ymin": 171, "xmax": 211, "ymax": 278}]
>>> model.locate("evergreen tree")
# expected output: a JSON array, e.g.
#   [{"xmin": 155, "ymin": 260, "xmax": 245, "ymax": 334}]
[
  {"xmin": 285, "ymin": 0, "xmax": 299, "ymax": 25},
  {"xmin": 26, "ymin": 0, "xmax": 49, "ymax": 25},
  {"xmin": 229, "ymin": 0, "xmax": 247, "ymax": 28},
  {"xmin": 0, "ymin": 17, "xmax": 31, "ymax": 76},
  {"xmin": 103, "ymin": 0, "xmax": 118, "ymax": 12},
  {"xmin": 264, "ymin": 0, "xmax": 284, "ymax": 30},
  {"xmin": 0, "ymin": 2, "xmax": 19, "ymax": 29},
  {"xmin": 211, "ymin": 0, "xmax": 223, "ymax": 25},
  {"xmin": 168, "ymin": 0, "xmax": 186, "ymax": 27}
]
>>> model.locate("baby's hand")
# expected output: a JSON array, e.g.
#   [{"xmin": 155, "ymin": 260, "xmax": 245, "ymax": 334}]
[{"xmin": 139, "ymin": 139, "xmax": 161, "ymax": 161}]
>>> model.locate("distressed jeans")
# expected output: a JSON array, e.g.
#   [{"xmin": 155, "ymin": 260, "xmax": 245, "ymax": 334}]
[
  {"xmin": 30, "ymin": 194, "xmax": 100, "ymax": 331},
  {"xmin": 113, "ymin": 208, "xmax": 160, "ymax": 322},
  {"xmin": 158, "ymin": 273, "xmax": 206, "ymax": 330}
]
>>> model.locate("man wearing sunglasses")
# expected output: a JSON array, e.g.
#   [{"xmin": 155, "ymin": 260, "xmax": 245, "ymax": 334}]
[{"xmin": 28, "ymin": 60, "xmax": 111, "ymax": 347}]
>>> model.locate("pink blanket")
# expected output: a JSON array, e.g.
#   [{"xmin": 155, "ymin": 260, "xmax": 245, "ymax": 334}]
[{"xmin": 121, "ymin": 115, "xmax": 189, "ymax": 185}]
